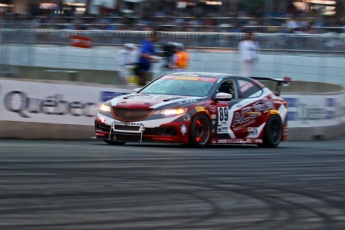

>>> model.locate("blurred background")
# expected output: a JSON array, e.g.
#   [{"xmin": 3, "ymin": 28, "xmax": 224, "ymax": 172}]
[
  {"xmin": 0, "ymin": 0, "xmax": 345, "ymax": 34},
  {"xmin": 0, "ymin": 0, "xmax": 344, "ymax": 84},
  {"xmin": 1, "ymin": 0, "xmax": 344, "ymax": 33}
]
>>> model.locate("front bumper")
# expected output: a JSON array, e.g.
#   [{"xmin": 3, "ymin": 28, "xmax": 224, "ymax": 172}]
[{"xmin": 95, "ymin": 115, "xmax": 191, "ymax": 143}]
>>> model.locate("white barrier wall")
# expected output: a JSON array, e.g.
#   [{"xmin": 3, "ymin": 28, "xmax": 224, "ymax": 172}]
[
  {"xmin": 1, "ymin": 79, "xmax": 345, "ymax": 134},
  {"xmin": 1, "ymin": 45, "xmax": 345, "ymax": 85}
]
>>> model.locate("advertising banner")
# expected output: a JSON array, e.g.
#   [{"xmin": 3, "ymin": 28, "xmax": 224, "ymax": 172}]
[
  {"xmin": 70, "ymin": 35, "xmax": 93, "ymax": 49},
  {"xmin": 1, "ymin": 79, "xmax": 344, "ymax": 129},
  {"xmin": 283, "ymin": 94, "xmax": 345, "ymax": 128},
  {"xmin": 0, "ymin": 79, "xmax": 132, "ymax": 125}
]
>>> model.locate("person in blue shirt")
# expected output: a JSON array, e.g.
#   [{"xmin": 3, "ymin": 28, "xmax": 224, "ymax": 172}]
[{"xmin": 135, "ymin": 30, "xmax": 160, "ymax": 86}]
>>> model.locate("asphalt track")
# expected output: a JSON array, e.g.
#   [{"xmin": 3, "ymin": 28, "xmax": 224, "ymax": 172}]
[{"xmin": 1, "ymin": 139, "xmax": 345, "ymax": 230}]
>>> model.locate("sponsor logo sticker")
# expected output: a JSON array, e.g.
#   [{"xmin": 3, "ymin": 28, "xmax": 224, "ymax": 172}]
[
  {"xmin": 181, "ymin": 125, "xmax": 187, "ymax": 135},
  {"xmin": 195, "ymin": 106, "xmax": 206, "ymax": 112},
  {"xmin": 218, "ymin": 139, "xmax": 228, "ymax": 144},
  {"xmin": 248, "ymin": 127, "xmax": 258, "ymax": 135},
  {"xmin": 174, "ymin": 76, "xmax": 199, "ymax": 81},
  {"xmin": 209, "ymin": 105, "xmax": 217, "ymax": 113}
]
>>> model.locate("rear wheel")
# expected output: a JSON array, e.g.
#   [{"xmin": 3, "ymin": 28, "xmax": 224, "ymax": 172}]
[
  {"xmin": 189, "ymin": 114, "xmax": 211, "ymax": 148},
  {"xmin": 260, "ymin": 115, "xmax": 283, "ymax": 148},
  {"xmin": 104, "ymin": 140, "xmax": 126, "ymax": 145}
]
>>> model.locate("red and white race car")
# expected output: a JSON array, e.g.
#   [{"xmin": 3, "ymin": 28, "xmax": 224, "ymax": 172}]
[{"xmin": 95, "ymin": 72, "xmax": 290, "ymax": 148}]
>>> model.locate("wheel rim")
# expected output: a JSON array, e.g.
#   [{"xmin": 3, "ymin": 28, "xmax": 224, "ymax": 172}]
[
  {"xmin": 193, "ymin": 117, "xmax": 210, "ymax": 145},
  {"xmin": 270, "ymin": 118, "xmax": 282, "ymax": 144}
]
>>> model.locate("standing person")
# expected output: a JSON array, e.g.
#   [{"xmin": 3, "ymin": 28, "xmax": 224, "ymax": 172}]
[
  {"xmin": 174, "ymin": 44, "xmax": 190, "ymax": 72},
  {"xmin": 238, "ymin": 31, "xmax": 259, "ymax": 78},
  {"xmin": 117, "ymin": 43, "xmax": 137, "ymax": 85},
  {"xmin": 135, "ymin": 30, "xmax": 160, "ymax": 86}
]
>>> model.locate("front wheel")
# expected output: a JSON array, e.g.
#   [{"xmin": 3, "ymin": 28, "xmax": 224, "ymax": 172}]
[
  {"xmin": 260, "ymin": 115, "xmax": 283, "ymax": 148},
  {"xmin": 104, "ymin": 140, "xmax": 126, "ymax": 145},
  {"xmin": 189, "ymin": 114, "xmax": 211, "ymax": 148}
]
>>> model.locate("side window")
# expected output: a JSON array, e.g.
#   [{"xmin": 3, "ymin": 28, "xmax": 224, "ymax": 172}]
[
  {"xmin": 238, "ymin": 79, "xmax": 263, "ymax": 98},
  {"xmin": 217, "ymin": 80, "xmax": 238, "ymax": 99}
]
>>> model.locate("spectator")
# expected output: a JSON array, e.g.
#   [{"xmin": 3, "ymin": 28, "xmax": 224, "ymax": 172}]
[
  {"xmin": 135, "ymin": 30, "xmax": 160, "ymax": 86},
  {"xmin": 117, "ymin": 43, "xmax": 137, "ymax": 84},
  {"xmin": 174, "ymin": 44, "xmax": 190, "ymax": 72},
  {"xmin": 238, "ymin": 31, "xmax": 259, "ymax": 78}
]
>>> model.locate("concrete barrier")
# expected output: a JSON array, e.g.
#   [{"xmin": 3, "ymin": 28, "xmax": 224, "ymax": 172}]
[
  {"xmin": 287, "ymin": 122, "xmax": 345, "ymax": 141},
  {"xmin": 0, "ymin": 64, "xmax": 156, "ymax": 86},
  {"xmin": 0, "ymin": 77, "xmax": 344, "ymax": 142},
  {"xmin": 0, "ymin": 121, "xmax": 94, "ymax": 140}
]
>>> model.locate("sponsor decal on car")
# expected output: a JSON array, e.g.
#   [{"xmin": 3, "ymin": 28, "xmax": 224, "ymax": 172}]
[
  {"xmin": 213, "ymin": 138, "xmax": 263, "ymax": 144},
  {"xmin": 170, "ymin": 72, "xmax": 224, "ymax": 77},
  {"xmin": 240, "ymin": 82, "xmax": 254, "ymax": 93},
  {"xmin": 232, "ymin": 119, "xmax": 256, "ymax": 131},
  {"xmin": 162, "ymin": 75, "xmax": 218, "ymax": 82},
  {"xmin": 181, "ymin": 125, "xmax": 187, "ymax": 135},
  {"xmin": 174, "ymin": 76, "xmax": 200, "ymax": 81},
  {"xmin": 232, "ymin": 99, "xmax": 274, "ymax": 128},
  {"xmin": 177, "ymin": 99, "xmax": 197, "ymax": 104},
  {"xmin": 195, "ymin": 106, "xmax": 206, "ymax": 112},
  {"xmin": 248, "ymin": 127, "xmax": 258, "ymax": 135},
  {"xmin": 218, "ymin": 139, "xmax": 228, "ymax": 144},
  {"xmin": 113, "ymin": 121, "xmax": 144, "ymax": 126},
  {"xmin": 209, "ymin": 105, "xmax": 217, "ymax": 113}
]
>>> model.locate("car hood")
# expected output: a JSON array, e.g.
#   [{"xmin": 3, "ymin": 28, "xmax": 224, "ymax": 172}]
[{"xmin": 111, "ymin": 93, "xmax": 203, "ymax": 109}]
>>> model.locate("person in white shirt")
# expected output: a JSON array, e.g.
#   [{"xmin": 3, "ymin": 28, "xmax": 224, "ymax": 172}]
[
  {"xmin": 238, "ymin": 31, "xmax": 259, "ymax": 78},
  {"xmin": 117, "ymin": 43, "xmax": 137, "ymax": 84}
]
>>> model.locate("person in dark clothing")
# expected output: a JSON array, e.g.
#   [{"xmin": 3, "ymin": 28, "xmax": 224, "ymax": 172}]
[{"xmin": 135, "ymin": 30, "xmax": 160, "ymax": 86}]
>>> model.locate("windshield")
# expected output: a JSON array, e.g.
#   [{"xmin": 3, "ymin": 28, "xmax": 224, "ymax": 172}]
[{"xmin": 140, "ymin": 76, "xmax": 217, "ymax": 97}]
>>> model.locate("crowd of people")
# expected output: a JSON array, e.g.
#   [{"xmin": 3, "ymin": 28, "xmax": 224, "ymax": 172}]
[
  {"xmin": 2, "ymin": 13, "xmax": 343, "ymax": 34},
  {"xmin": 117, "ymin": 30, "xmax": 259, "ymax": 86}
]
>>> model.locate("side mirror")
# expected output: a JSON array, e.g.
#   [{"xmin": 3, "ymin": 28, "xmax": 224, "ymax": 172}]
[
  {"xmin": 133, "ymin": 88, "xmax": 141, "ymax": 93},
  {"xmin": 215, "ymin": 92, "xmax": 232, "ymax": 101}
]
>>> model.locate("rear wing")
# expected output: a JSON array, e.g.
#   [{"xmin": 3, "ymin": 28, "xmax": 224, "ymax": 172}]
[{"xmin": 251, "ymin": 77, "xmax": 291, "ymax": 96}]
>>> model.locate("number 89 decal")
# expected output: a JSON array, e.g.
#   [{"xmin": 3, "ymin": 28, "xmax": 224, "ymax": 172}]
[{"xmin": 218, "ymin": 107, "xmax": 229, "ymax": 125}]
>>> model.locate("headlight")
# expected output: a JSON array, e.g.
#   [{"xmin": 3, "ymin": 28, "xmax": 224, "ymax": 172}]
[
  {"xmin": 154, "ymin": 108, "xmax": 188, "ymax": 115},
  {"xmin": 100, "ymin": 104, "xmax": 111, "ymax": 112}
]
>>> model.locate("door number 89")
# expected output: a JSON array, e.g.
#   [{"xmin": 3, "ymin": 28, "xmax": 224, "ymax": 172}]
[{"xmin": 219, "ymin": 107, "xmax": 228, "ymax": 122}]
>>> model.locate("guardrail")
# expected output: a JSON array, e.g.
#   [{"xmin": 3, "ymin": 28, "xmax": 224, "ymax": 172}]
[{"xmin": 1, "ymin": 29, "xmax": 345, "ymax": 51}]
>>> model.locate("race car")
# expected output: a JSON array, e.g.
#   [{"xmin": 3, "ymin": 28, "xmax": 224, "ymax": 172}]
[{"xmin": 95, "ymin": 72, "xmax": 290, "ymax": 148}]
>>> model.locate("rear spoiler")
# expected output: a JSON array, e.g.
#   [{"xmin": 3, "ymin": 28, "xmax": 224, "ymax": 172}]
[{"xmin": 251, "ymin": 77, "xmax": 291, "ymax": 96}]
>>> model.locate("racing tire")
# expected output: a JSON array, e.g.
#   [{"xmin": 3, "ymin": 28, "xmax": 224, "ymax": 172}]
[
  {"xmin": 104, "ymin": 140, "xmax": 126, "ymax": 145},
  {"xmin": 260, "ymin": 115, "xmax": 283, "ymax": 148},
  {"xmin": 189, "ymin": 114, "xmax": 211, "ymax": 148}
]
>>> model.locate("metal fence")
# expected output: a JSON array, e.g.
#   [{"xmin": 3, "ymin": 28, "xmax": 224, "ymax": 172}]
[{"xmin": 1, "ymin": 29, "xmax": 345, "ymax": 52}]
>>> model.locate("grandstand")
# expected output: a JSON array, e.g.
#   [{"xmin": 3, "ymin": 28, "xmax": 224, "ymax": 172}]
[{"xmin": 0, "ymin": 0, "xmax": 344, "ymax": 33}]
